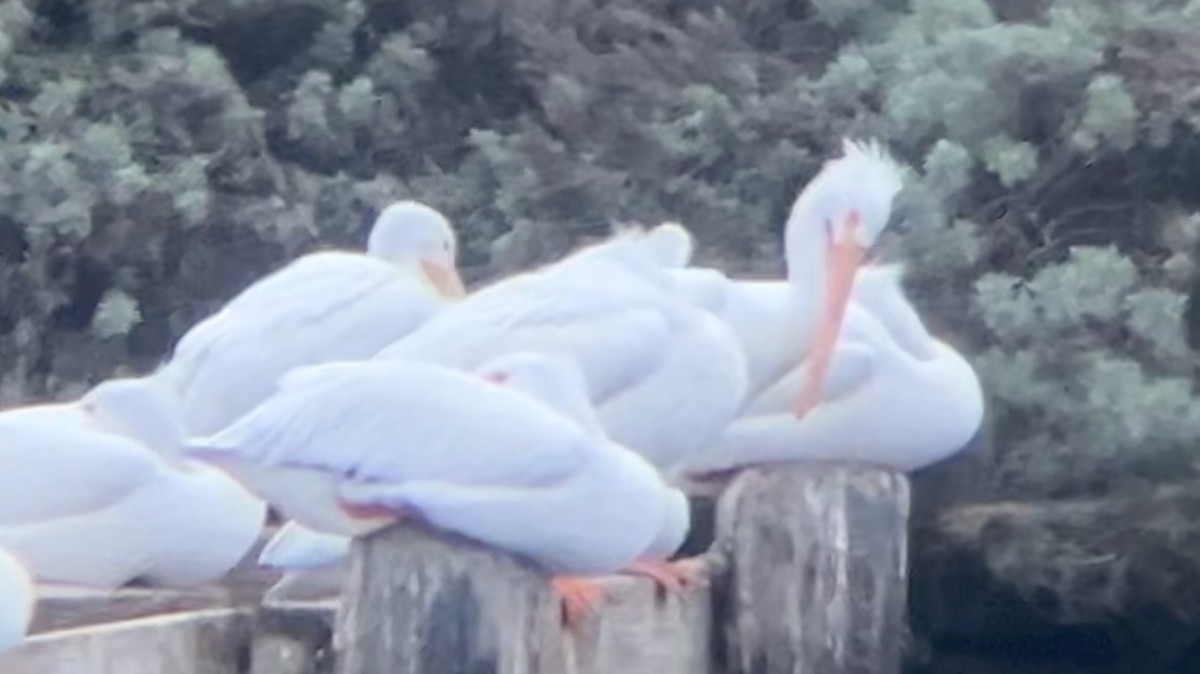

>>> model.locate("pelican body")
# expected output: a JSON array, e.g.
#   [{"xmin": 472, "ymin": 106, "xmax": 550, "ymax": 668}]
[
  {"xmin": 661, "ymin": 139, "xmax": 982, "ymax": 473},
  {"xmin": 258, "ymin": 352, "xmax": 695, "ymax": 598},
  {"xmin": 685, "ymin": 266, "xmax": 984, "ymax": 473},
  {"xmin": 374, "ymin": 229, "xmax": 748, "ymax": 476},
  {"xmin": 184, "ymin": 357, "xmax": 678, "ymax": 577},
  {"xmin": 0, "ymin": 379, "xmax": 266, "ymax": 588},
  {"xmin": 154, "ymin": 201, "xmax": 465, "ymax": 436}
]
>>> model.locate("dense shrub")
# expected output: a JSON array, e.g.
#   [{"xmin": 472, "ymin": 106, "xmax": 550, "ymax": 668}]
[{"xmin": 0, "ymin": 0, "xmax": 1198, "ymax": 504}]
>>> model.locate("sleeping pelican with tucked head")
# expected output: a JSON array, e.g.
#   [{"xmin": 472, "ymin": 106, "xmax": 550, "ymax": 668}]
[
  {"xmin": 152, "ymin": 199, "xmax": 465, "ymax": 436},
  {"xmin": 183, "ymin": 352, "xmax": 683, "ymax": 628},
  {"xmin": 367, "ymin": 201, "xmax": 467, "ymax": 298},
  {"xmin": 0, "ymin": 377, "xmax": 267, "ymax": 590}
]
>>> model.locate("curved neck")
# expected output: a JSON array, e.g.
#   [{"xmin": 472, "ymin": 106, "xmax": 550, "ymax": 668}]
[{"xmin": 783, "ymin": 220, "xmax": 829, "ymax": 349}]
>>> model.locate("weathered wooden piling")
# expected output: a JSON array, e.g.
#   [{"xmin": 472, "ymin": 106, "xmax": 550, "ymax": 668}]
[
  {"xmin": 0, "ymin": 609, "xmax": 250, "ymax": 674},
  {"xmin": 251, "ymin": 600, "xmax": 338, "ymax": 674},
  {"xmin": 335, "ymin": 522, "xmax": 565, "ymax": 674},
  {"xmin": 335, "ymin": 521, "xmax": 712, "ymax": 674},
  {"xmin": 0, "ymin": 466, "xmax": 911, "ymax": 674},
  {"xmin": 711, "ymin": 464, "xmax": 910, "ymax": 674},
  {"xmin": 31, "ymin": 584, "xmax": 232, "ymax": 633}
]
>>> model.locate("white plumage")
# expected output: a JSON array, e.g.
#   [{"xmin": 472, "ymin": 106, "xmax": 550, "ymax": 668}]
[
  {"xmin": 0, "ymin": 379, "xmax": 266, "ymax": 588},
  {"xmin": 685, "ymin": 265, "xmax": 984, "ymax": 473},
  {"xmin": 374, "ymin": 229, "xmax": 748, "ymax": 476},
  {"xmin": 185, "ymin": 355, "xmax": 675, "ymax": 576},
  {"xmin": 153, "ymin": 200, "xmax": 464, "ymax": 436},
  {"xmin": 257, "ymin": 351, "xmax": 696, "ymax": 598},
  {"xmin": 0, "ymin": 548, "xmax": 33, "ymax": 654}
]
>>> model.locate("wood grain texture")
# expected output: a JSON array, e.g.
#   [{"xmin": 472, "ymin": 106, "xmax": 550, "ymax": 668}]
[
  {"xmin": 0, "ymin": 609, "xmax": 249, "ymax": 674},
  {"xmin": 713, "ymin": 464, "xmax": 910, "ymax": 674},
  {"xmin": 251, "ymin": 600, "xmax": 338, "ymax": 674},
  {"xmin": 336, "ymin": 522, "xmax": 568, "ymax": 674},
  {"xmin": 566, "ymin": 574, "xmax": 711, "ymax": 674},
  {"xmin": 336, "ymin": 521, "xmax": 712, "ymax": 674}
]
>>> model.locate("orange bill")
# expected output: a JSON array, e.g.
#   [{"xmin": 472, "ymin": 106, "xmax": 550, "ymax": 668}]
[
  {"xmin": 793, "ymin": 217, "xmax": 866, "ymax": 419},
  {"xmin": 420, "ymin": 260, "xmax": 467, "ymax": 298}
]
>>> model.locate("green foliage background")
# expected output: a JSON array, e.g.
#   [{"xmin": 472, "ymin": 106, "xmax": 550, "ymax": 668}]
[
  {"xmin": 2, "ymin": 0, "xmax": 1200, "ymax": 666},
  {"xmin": 0, "ymin": 0, "xmax": 1197, "ymax": 485}
]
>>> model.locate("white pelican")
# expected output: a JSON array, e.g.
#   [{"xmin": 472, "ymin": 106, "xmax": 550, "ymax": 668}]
[
  {"xmin": 0, "ymin": 549, "xmax": 33, "ymax": 654},
  {"xmin": 183, "ymin": 354, "xmax": 683, "ymax": 626},
  {"xmin": 683, "ymin": 264, "xmax": 984, "ymax": 474},
  {"xmin": 152, "ymin": 200, "xmax": 465, "ymax": 435},
  {"xmin": 782, "ymin": 139, "xmax": 905, "ymax": 418},
  {"xmin": 0, "ymin": 379, "xmax": 266, "ymax": 588},
  {"xmin": 0, "ymin": 377, "xmax": 185, "ymax": 455},
  {"xmin": 652, "ymin": 141, "xmax": 905, "ymax": 416},
  {"xmin": 473, "ymin": 352, "xmax": 701, "ymax": 592},
  {"xmin": 373, "ymin": 227, "xmax": 749, "ymax": 477},
  {"xmin": 258, "ymin": 351, "xmax": 701, "ymax": 604}
]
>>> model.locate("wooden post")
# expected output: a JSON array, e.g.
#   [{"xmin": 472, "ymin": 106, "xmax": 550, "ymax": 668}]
[
  {"xmin": 568, "ymin": 575, "xmax": 711, "ymax": 674},
  {"xmin": 30, "ymin": 585, "xmax": 233, "ymax": 634},
  {"xmin": 0, "ymin": 609, "xmax": 250, "ymax": 674},
  {"xmin": 335, "ymin": 522, "xmax": 714, "ymax": 674},
  {"xmin": 251, "ymin": 600, "xmax": 338, "ymax": 674},
  {"xmin": 713, "ymin": 465, "xmax": 910, "ymax": 674},
  {"xmin": 335, "ymin": 522, "xmax": 567, "ymax": 674}
]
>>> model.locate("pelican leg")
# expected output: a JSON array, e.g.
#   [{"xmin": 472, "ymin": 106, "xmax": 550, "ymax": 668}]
[{"xmin": 550, "ymin": 575, "xmax": 604, "ymax": 628}]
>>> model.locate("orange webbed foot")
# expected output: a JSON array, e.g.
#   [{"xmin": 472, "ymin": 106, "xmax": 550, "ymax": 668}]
[
  {"xmin": 551, "ymin": 575, "xmax": 604, "ymax": 629},
  {"xmin": 620, "ymin": 558, "xmax": 708, "ymax": 597}
]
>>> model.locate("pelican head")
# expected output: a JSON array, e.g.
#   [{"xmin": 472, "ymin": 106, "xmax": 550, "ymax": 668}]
[
  {"xmin": 81, "ymin": 376, "xmax": 186, "ymax": 455},
  {"xmin": 645, "ymin": 221, "xmax": 694, "ymax": 268},
  {"xmin": 785, "ymin": 138, "xmax": 903, "ymax": 418},
  {"xmin": 476, "ymin": 352, "xmax": 604, "ymax": 434},
  {"xmin": 0, "ymin": 549, "xmax": 33, "ymax": 654},
  {"xmin": 367, "ymin": 200, "xmax": 466, "ymax": 299}
]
